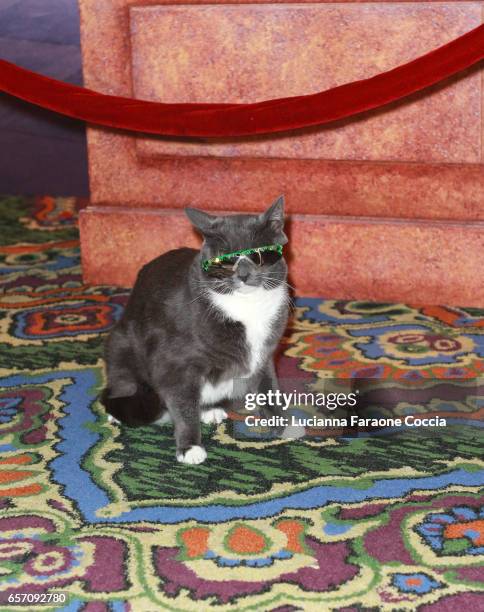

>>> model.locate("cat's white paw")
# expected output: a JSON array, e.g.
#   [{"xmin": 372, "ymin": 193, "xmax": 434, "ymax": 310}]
[
  {"xmin": 154, "ymin": 411, "xmax": 172, "ymax": 425},
  {"xmin": 107, "ymin": 414, "xmax": 120, "ymax": 424},
  {"xmin": 177, "ymin": 445, "xmax": 207, "ymax": 465},
  {"xmin": 201, "ymin": 408, "xmax": 228, "ymax": 425},
  {"xmin": 282, "ymin": 424, "xmax": 305, "ymax": 439}
]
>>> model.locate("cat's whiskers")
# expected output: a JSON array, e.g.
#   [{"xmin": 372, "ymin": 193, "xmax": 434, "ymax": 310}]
[
  {"xmin": 258, "ymin": 275, "xmax": 295, "ymax": 311},
  {"xmin": 261, "ymin": 272, "xmax": 297, "ymax": 293},
  {"xmin": 175, "ymin": 288, "xmax": 213, "ymax": 307},
  {"xmin": 192, "ymin": 281, "xmax": 235, "ymax": 323},
  {"xmin": 193, "ymin": 279, "xmax": 226, "ymax": 286}
]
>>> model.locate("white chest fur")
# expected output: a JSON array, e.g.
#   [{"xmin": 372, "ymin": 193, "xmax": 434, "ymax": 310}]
[{"xmin": 199, "ymin": 285, "xmax": 286, "ymax": 405}]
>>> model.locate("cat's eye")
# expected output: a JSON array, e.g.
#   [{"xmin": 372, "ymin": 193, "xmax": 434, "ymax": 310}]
[{"xmin": 202, "ymin": 244, "xmax": 283, "ymax": 274}]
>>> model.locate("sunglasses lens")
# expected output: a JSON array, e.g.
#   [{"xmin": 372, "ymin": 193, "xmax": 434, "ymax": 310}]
[
  {"xmin": 247, "ymin": 251, "xmax": 262, "ymax": 265},
  {"xmin": 216, "ymin": 256, "xmax": 239, "ymax": 268},
  {"xmin": 205, "ymin": 255, "xmax": 238, "ymax": 274},
  {"xmin": 261, "ymin": 250, "xmax": 282, "ymax": 265}
]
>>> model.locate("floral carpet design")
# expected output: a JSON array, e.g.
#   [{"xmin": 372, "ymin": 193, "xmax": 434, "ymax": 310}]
[{"xmin": 0, "ymin": 195, "xmax": 483, "ymax": 611}]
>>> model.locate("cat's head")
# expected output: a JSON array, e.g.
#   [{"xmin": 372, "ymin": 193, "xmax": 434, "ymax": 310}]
[{"xmin": 186, "ymin": 195, "xmax": 288, "ymax": 294}]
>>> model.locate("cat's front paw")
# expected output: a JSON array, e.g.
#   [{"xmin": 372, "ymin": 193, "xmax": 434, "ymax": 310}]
[
  {"xmin": 176, "ymin": 445, "xmax": 207, "ymax": 465},
  {"xmin": 201, "ymin": 408, "xmax": 228, "ymax": 425}
]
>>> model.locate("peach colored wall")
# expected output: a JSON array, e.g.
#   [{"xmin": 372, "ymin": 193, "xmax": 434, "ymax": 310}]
[
  {"xmin": 79, "ymin": 0, "xmax": 483, "ymax": 217},
  {"xmin": 131, "ymin": 4, "xmax": 480, "ymax": 163},
  {"xmin": 79, "ymin": 207, "xmax": 484, "ymax": 305},
  {"xmin": 78, "ymin": 0, "xmax": 484, "ymax": 304}
]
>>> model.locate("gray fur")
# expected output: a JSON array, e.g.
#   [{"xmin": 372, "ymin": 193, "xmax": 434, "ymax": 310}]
[{"xmin": 101, "ymin": 196, "xmax": 289, "ymax": 462}]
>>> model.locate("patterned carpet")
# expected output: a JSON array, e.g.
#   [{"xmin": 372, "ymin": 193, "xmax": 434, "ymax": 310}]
[{"xmin": 0, "ymin": 195, "xmax": 483, "ymax": 611}]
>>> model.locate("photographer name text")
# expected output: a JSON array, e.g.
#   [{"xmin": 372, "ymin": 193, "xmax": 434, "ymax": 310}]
[{"xmin": 245, "ymin": 415, "xmax": 447, "ymax": 428}]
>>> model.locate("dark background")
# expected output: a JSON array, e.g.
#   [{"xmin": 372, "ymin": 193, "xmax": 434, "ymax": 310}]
[{"xmin": 0, "ymin": 0, "xmax": 89, "ymax": 197}]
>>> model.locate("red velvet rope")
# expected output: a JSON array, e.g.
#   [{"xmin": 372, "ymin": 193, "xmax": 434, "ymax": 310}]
[{"xmin": 1, "ymin": 24, "xmax": 483, "ymax": 137}]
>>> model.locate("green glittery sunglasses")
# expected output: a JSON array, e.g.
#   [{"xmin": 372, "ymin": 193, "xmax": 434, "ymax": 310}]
[{"xmin": 201, "ymin": 244, "xmax": 283, "ymax": 273}]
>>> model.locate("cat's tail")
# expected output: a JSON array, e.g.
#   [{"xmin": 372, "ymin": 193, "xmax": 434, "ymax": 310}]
[{"xmin": 101, "ymin": 384, "xmax": 165, "ymax": 427}]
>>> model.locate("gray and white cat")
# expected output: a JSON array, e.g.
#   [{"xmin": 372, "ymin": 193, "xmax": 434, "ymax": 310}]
[{"xmin": 101, "ymin": 196, "xmax": 290, "ymax": 464}]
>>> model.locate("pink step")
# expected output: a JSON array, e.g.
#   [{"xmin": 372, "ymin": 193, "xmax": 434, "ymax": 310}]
[{"xmin": 80, "ymin": 207, "xmax": 484, "ymax": 306}]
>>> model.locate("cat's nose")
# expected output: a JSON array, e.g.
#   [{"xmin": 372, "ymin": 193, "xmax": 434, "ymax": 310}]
[{"xmin": 235, "ymin": 258, "xmax": 251, "ymax": 283}]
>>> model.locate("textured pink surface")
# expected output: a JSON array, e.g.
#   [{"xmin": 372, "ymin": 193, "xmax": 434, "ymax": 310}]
[
  {"xmin": 131, "ymin": 3, "xmax": 481, "ymax": 163},
  {"xmin": 79, "ymin": 207, "xmax": 200, "ymax": 286},
  {"xmin": 79, "ymin": 0, "xmax": 484, "ymax": 216},
  {"xmin": 80, "ymin": 154, "xmax": 484, "ymax": 220},
  {"xmin": 79, "ymin": 207, "xmax": 484, "ymax": 306},
  {"xmin": 79, "ymin": 0, "xmax": 484, "ymax": 305}
]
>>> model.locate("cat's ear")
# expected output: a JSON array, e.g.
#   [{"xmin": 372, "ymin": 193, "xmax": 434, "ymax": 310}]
[
  {"xmin": 259, "ymin": 195, "xmax": 287, "ymax": 244},
  {"xmin": 185, "ymin": 207, "xmax": 220, "ymax": 237}
]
